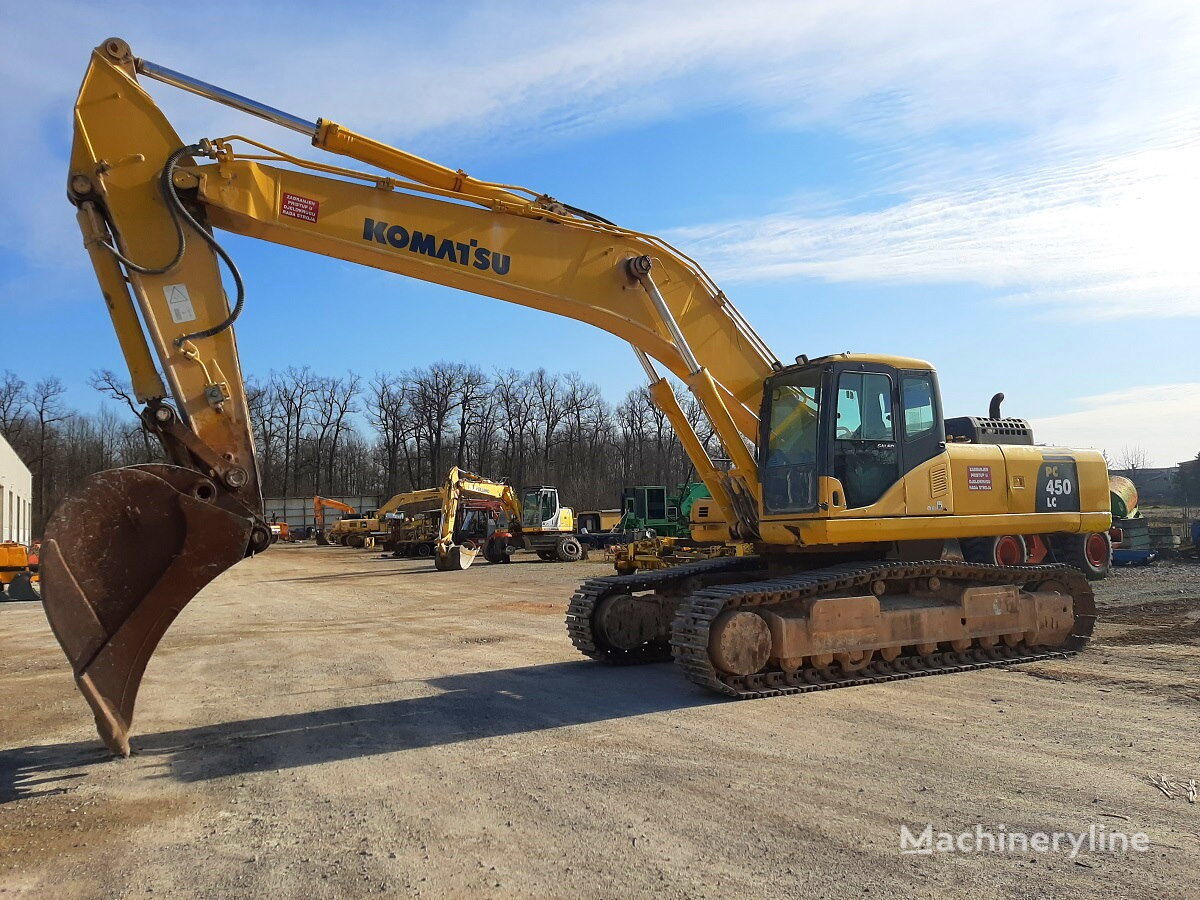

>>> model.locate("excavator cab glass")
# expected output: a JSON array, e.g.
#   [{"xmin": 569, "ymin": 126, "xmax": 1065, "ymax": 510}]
[
  {"xmin": 520, "ymin": 488, "xmax": 558, "ymax": 529},
  {"xmin": 833, "ymin": 372, "xmax": 898, "ymax": 508},
  {"xmin": 761, "ymin": 367, "xmax": 822, "ymax": 513},
  {"xmin": 762, "ymin": 361, "xmax": 948, "ymax": 515}
]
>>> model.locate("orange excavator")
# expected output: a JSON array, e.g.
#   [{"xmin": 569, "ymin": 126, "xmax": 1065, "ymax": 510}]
[
  {"xmin": 42, "ymin": 40, "xmax": 1110, "ymax": 756},
  {"xmin": 312, "ymin": 496, "xmax": 356, "ymax": 545}
]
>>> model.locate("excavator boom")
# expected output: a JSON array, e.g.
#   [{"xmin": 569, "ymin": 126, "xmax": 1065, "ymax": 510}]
[{"xmin": 313, "ymin": 496, "xmax": 356, "ymax": 525}]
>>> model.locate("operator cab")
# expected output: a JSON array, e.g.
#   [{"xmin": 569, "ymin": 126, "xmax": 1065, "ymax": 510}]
[
  {"xmin": 621, "ymin": 486, "xmax": 677, "ymax": 528},
  {"xmin": 520, "ymin": 486, "xmax": 561, "ymax": 530},
  {"xmin": 759, "ymin": 353, "xmax": 944, "ymax": 514}
]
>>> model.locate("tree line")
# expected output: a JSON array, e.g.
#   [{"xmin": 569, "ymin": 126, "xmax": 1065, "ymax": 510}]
[
  {"xmin": 9, "ymin": 362, "xmax": 1193, "ymax": 539},
  {"xmin": 1, "ymin": 364, "xmax": 719, "ymax": 536}
]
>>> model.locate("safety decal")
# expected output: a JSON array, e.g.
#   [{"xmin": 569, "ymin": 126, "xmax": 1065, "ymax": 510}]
[
  {"xmin": 164, "ymin": 283, "xmax": 196, "ymax": 324},
  {"xmin": 967, "ymin": 465, "xmax": 993, "ymax": 491},
  {"xmin": 281, "ymin": 192, "xmax": 320, "ymax": 223}
]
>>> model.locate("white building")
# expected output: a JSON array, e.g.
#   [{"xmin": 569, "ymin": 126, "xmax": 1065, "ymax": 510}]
[{"xmin": 0, "ymin": 433, "xmax": 32, "ymax": 545}]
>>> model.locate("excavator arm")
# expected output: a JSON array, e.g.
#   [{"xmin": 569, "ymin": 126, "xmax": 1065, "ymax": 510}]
[
  {"xmin": 45, "ymin": 38, "xmax": 778, "ymax": 755},
  {"xmin": 313, "ymin": 496, "xmax": 356, "ymax": 526},
  {"xmin": 312, "ymin": 496, "xmax": 356, "ymax": 544}
]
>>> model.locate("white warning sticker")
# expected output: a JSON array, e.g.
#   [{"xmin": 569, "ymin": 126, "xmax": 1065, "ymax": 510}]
[{"xmin": 164, "ymin": 283, "xmax": 197, "ymax": 324}]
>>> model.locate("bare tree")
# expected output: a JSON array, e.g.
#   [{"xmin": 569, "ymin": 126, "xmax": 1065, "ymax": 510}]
[
  {"xmin": 410, "ymin": 363, "xmax": 462, "ymax": 483},
  {"xmin": 367, "ymin": 372, "xmax": 413, "ymax": 496},
  {"xmin": 469, "ymin": 387, "xmax": 501, "ymax": 479},
  {"xmin": 531, "ymin": 369, "xmax": 567, "ymax": 483},
  {"xmin": 88, "ymin": 369, "xmax": 157, "ymax": 463},
  {"xmin": 28, "ymin": 377, "xmax": 69, "ymax": 530},
  {"xmin": 246, "ymin": 377, "xmax": 286, "ymax": 493},
  {"xmin": 494, "ymin": 369, "xmax": 537, "ymax": 490},
  {"xmin": 453, "ymin": 365, "xmax": 489, "ymax": 469},
  {"xmin": 1115, "ymin": 445, "xmax": 1151, "ymax": 472},
  {"xmin": 312, "ymin": 373, "xmax": 361, "ymax": 495},
  {"xmin": 0, "ymin": 371, "xmax": 29, "ymax": 443},
  {"xmin": 275, "ymin": 366, "xmax": 319, "ymax": 494},
  {"xmin": 557, "ymin": 373, "xmax": 607, "ymax": 501}
]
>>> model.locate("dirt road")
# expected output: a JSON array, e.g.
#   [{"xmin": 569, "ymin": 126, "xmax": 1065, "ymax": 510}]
[{"xmin": 2, "ymin": 547, "xmax": 1197, "ymax": 898}]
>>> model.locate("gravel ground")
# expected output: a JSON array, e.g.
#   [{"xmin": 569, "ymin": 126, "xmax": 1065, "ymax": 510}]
[{"xmin": 1, "ymin": 547, "xmax": 1197, "ymax": 899}]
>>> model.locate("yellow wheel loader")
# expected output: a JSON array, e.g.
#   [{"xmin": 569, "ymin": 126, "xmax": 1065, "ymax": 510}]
[{"xmin": 43, "ymin": 39, "xmax": 1109, "ymax": 755}]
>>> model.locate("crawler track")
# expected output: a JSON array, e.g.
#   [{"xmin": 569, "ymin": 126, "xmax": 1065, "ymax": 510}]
[
  {"xmin": 566, "ymin": 558, "xmax": 1096, "ymax": 697},
  {"xmin": 673, "ymin": 560, "xmax": 1095, "ymax": 698},
  {"xmin": 565, "ymin": 555, "xmax": 763, "ymax": 664}
]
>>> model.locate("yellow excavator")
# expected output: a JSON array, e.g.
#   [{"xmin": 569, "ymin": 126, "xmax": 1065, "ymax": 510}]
[
  {"xmin": 432, "ymin": 467, "xmax": 520, "ymax": 570},
  {"xmin": 382, "ymin": 468, "xmax": 581, "ymax": 570},
  {"xmin": 330, "ymin": 490, "xmax": 450, "ymax": 549},
  {"xmin": 44, "ymin": 39, "xmax": 1110, "ymax": 755},
  {"xmin": 377, "ymin": 469, "xmax": 513, "ymax": 568}
]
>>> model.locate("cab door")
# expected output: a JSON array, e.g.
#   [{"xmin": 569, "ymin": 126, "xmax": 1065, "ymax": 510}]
[{"xmin": 830, "ymin": 369, "xmax": 900, "ymax": 509}]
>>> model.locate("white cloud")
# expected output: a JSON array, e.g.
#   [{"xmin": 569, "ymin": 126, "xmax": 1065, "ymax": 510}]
[
  {"xmin": 3, "ymin": 0, "xmax": 1198, "ymax": 276},
  {"xmin": 671, "ymin": 136, "xmax": 1200, "ymax": 319},
  {"xmin": 1032, "ymin": 383, "xmax": 1200, "ymax": 467}
]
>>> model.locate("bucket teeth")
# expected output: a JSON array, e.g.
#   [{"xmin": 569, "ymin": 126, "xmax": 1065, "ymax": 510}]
[{"xmin": 39, "ymin": 464, "xmax": 255, "ymax": 756}]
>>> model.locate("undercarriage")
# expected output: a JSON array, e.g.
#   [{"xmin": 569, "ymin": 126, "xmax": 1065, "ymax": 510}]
[{"xmin": 567, "ymin": 556, "xmax": 1095, "ymax": 697}]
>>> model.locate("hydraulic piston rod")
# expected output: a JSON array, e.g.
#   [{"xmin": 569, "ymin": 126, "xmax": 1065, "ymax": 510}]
[
  {"xmin": 627, "ymin": 255, "xmax": 702, "ymax": 374},
  {"xmin": 134, "ymin": 57, "xmax": 319, "ymax": 137}
]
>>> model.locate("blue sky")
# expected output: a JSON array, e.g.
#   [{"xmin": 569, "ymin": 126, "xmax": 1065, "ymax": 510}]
[{"xmin": 3, "ymin": 0, "xmax": 1199, "ymax": 465}]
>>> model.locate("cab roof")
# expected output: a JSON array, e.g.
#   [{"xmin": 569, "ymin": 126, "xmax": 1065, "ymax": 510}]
[{"xmin": 806, "ymin": 352, "xmax": 935, "ymax": 371}]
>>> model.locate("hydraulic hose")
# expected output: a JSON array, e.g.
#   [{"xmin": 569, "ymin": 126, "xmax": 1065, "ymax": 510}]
[{"xmin": 95, "ymin": 143, "xmax": 246, "ymax": 347}]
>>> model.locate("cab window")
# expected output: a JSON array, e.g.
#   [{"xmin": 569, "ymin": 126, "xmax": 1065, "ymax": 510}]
[
  {"xmin": 901, "ymin": 374, "xmax": 936, "ymax": 440},
  {"xmin": 836, "ymin": 373, "xmax": 894, "ymax": 441},
  {"xmin": 762, "ymin": 368, "xmax": 822, "ymax": 513},
  {"xmin": 833, "ymin": 372, "xmax": 898, "ymax": 508},
  {"xmin": 521, "ymin": 490, "xmax": 556, "ymax": 527}
]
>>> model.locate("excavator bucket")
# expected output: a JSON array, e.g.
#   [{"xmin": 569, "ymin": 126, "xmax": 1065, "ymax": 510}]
[
  {"xmin": 39, "ymin": 464, "xmax": 256, "ymax": 756},
  {"xmin": 5, "ymin": 571, "xmax": 40, "ymax": 602},
  {"xmin": 435, "ymin": 544, "xmax": 478, "ymax": 571}
]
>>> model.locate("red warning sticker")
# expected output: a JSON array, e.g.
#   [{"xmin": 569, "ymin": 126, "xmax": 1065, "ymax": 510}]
[
  {"xmin": 281, "ymin": 192, "xmax": 319, "ymax": 223},
  {"xmin": 967, "ymin": 465, "xmax": 993, "ymax": 491}
]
